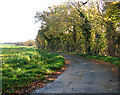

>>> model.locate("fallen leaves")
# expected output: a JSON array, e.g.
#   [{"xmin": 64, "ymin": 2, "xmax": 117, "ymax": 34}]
[
  {"xmin": 112, "ymin": 69, "xmax": 115, "ymax": 71},
  {"xmin": 53, "ymin": 71, "xmax": 62, "ymax": 74},
  {"xmin": 48, "ymin": 78, "xmax": 56, "ymax": 81},
  {"xmin": 65, "ymin": 61, "xmax": 70, "ymax": 64},
  {"xmin": 61, "ymin": 67, "xmax": 67, "ymax": 70},
  {"xmin": 64, "ymin": 57, "xmax": 66, "ymax": 60}
]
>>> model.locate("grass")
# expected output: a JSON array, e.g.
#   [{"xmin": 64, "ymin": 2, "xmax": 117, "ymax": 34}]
[
  {"xmin": 0, "ymin": 44, "xmax": 16, "ymax": 48},
  {"xmin": 1, "ymin": 44, "xmax": 65, "ymax": 94},
  {"xmin": 75, "ymin": 53, "xmax": 120, "ymax": 69}
]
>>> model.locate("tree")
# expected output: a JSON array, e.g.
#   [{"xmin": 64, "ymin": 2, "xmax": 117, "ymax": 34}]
[
  {"xmin": 35, "ymin": 0, "xmax": 120, "ymax": 58},
  {"xmin": 24, "ymin": 39, "xmax": 36, "ymax": 46},
  {"xmin": 104, "ymin": 1, "xmax": 120, "ymax": 57}
]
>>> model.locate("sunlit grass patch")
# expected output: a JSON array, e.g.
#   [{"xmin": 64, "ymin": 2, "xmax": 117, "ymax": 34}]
[{"xmin": 2, "ymin": 45, "xmax": 65, "ymax": 94}]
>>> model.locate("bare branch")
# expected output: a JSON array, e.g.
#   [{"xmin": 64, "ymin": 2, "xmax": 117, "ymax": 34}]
[{"xmin": 80, "ymin": 0, "xmax": 89, "ymax": 5}]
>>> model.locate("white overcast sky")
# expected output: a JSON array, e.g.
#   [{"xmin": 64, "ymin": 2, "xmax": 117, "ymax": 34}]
[
  {"xmin": 0, "ymin": 0, "xmax": 116, "ymax": 43},
  {"xmin": 0, "ymin": 0, "xmax": 69, "ymax": 43}
]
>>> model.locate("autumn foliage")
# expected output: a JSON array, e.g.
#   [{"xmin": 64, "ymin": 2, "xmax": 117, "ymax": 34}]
[{"xmin": 35, "ymin": 1, "xmax": 120, "ymax": 58}]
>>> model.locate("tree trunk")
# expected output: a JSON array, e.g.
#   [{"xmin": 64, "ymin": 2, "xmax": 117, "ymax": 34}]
[{"xmin": 106, "ymin": 21, "xmax": 116, "ymax": 57}]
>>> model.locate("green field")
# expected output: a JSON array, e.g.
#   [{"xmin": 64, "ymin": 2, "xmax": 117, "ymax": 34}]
[
  {"xmin": 0, "ymin": 44, "xmax": 16, "ymax": 48},
  {"xmin": 1, "ymin": 44, "xmax": 65, "ymax": 93}
]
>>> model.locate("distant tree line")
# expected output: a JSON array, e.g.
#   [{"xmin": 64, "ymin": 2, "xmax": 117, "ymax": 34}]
[
  {"xmin": 15, "ymin": 39, "xmax": 36, "ymax": 46},
  {"xmin": 0, "ymin": 43, "xmax": 15, "ymax": 44},
  {"xmin": 35, "ymin": 0, "xmax": 120, "ymax": 57}
]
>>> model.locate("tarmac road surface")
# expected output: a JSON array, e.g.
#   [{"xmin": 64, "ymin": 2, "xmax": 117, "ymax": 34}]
[{"xmin": 31, "ymin": 53, "xmax": 119, "ymax": 93}]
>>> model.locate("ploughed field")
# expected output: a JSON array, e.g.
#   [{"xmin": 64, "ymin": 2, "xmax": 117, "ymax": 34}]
[{"xmin": 1, "ymin": 44, "xmax": 65, "ymax": 93}]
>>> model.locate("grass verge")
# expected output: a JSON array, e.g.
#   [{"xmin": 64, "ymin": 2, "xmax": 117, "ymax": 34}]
[
  {"xmin": 2, "ymin": 46, "xmax": 65, "ymax": 94},
  {"xmin": 75, "ymin": 53, "xmax": 120, "ymax": 69}
]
